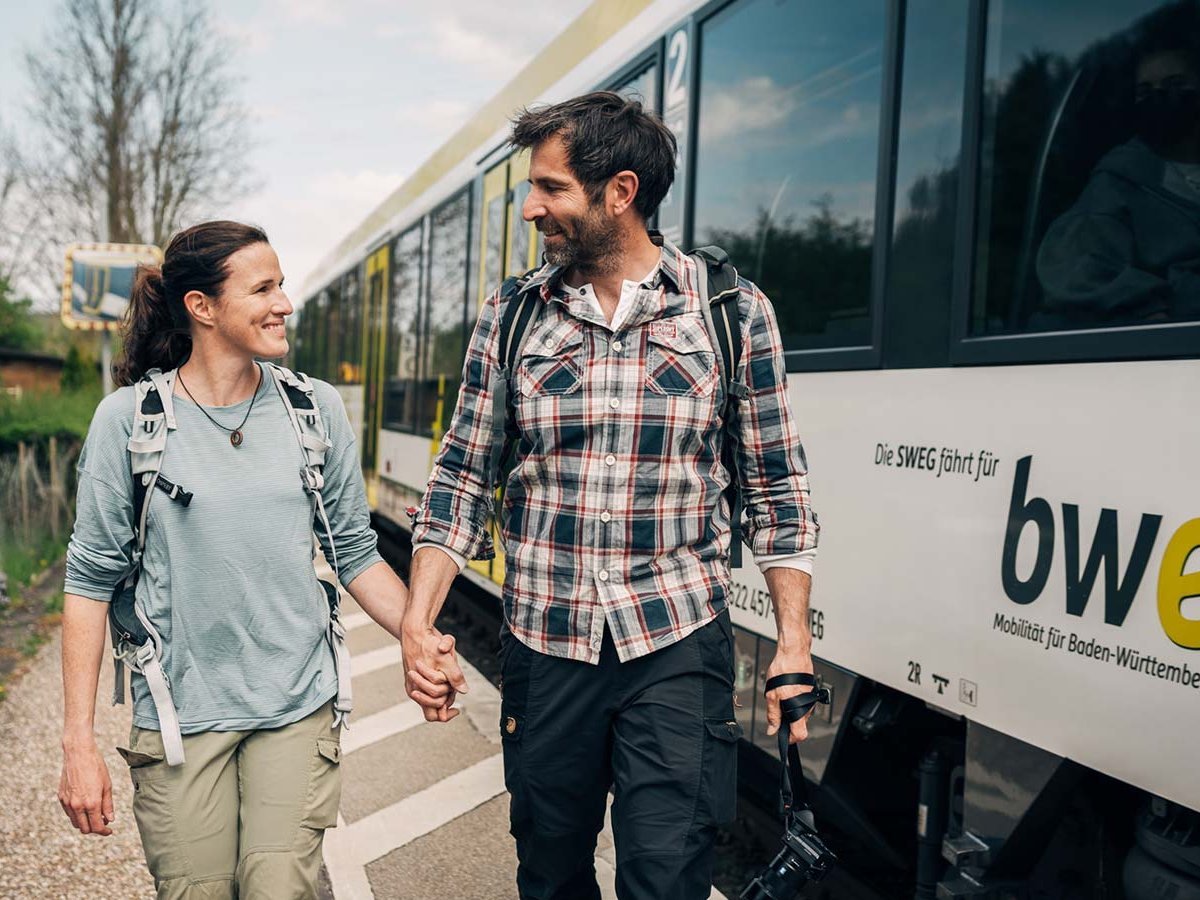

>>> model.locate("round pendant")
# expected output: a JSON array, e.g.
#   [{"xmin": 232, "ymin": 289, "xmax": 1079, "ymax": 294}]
[{"xmin": 230, "ymin": 430, "xmax": 244, "ymax": 447}]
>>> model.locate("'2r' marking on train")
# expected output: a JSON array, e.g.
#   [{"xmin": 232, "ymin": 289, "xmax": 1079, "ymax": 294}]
[{"xmin": 1002, "ymin": 456, "xmax": 1200, "ymax": 650}]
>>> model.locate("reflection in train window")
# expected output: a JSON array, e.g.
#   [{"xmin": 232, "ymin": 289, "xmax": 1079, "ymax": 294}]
[
  {"xmin": 693, "ymin": 0, "xmax": 884, "ymax": 352},
  {"xmin": 323, "ymin": 281, "xmax": 342, "ymax": 382},
  {"xmin": 972, "ymin": 0, "xmax": 1200, "ymax": 334},
  {"xmin": 884, "ymin": 0, "xmax": 970, "ymax": 365},
  {"xmin": 421, "ymin": 191, "xmax": 470, "ymax": 439},
  {"xmin": 484, "ymin": 190, "xmax": 506, "ymax": 297},
  {"xmin": 385, "ymin": 225, "xmax": 423, "ymax": 432},
  {"xmin": 617, "ymin": 63, "xmax": 657, "ymax": 111},
  {"xmin": 340, "ymin": 267, "xmax": 362, "ymax": 384}
]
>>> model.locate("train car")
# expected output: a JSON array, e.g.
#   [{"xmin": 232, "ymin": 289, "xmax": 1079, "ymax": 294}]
[{"xmin": 293, "ymin": 1, "xmax": 1200, "ymax": 896}]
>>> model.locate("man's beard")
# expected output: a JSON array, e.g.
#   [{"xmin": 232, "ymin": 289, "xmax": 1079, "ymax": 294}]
[{"xmin": 539, "ymin": 204, "xmax": 621, "ymax": 275}]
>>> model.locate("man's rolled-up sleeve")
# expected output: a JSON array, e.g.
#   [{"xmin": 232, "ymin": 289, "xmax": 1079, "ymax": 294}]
[
  {"xmin": 411, "ymin": 287, "xmax": 504, "ymax": 560},
  {"xmin": 735, "ymin": 284, "xmax": 819, "ymax": 559}
]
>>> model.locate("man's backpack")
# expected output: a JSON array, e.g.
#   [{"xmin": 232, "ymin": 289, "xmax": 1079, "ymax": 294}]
[
  {"xmin": 487, "ymin": 246, "xmax": 751, "ymax": 567},
  {"xmin": 109, "ymin": 364, "xmax": 352, "ymax": 766}
]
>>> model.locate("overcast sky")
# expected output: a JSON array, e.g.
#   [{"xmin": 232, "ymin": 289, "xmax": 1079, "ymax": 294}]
[{"xmin": 0, "ymin": 0, "xmax": 593, "ymax": 306}]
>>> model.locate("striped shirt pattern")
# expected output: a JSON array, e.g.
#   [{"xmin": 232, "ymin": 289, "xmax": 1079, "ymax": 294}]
[{"xmin": 413, "ymin": 237, "xmax": 818, "ymax": 663}]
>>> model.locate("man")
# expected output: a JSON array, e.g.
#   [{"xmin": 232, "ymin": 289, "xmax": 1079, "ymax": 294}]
[{"xmin": 403, "ymin": 91, "xmax": 819, "ymax": 900}]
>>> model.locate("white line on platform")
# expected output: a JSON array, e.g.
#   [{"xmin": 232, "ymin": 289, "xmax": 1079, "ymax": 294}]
[
  {"xmin": 350, "ymin": 645, "xmax": 402, "ymax": 678},
  {"xmin": 340, "ymin": 702, "xmax": 428, "ymax": 755}
]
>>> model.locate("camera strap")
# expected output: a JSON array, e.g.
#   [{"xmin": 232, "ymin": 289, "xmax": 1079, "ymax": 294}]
[{"xmin": 764, "ymin": 673, "xmax": 829, "ymax": 818}]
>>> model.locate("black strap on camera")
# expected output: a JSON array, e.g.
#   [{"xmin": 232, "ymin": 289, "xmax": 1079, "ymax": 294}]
[{"xmin": 764, "ymin": 673, "xmax": 831, "ymax": 818}]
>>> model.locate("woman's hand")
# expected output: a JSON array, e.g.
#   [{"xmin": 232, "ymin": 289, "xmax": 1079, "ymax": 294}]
[{"xmin": 59, "ymin": 736, "xmax": 114, "ymax": 836}]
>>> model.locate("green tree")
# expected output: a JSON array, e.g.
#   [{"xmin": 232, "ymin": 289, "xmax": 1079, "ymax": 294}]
[
  {"xmin": 60, "ymin": 344, "xmax": 100, "ymax": 391},
  {"xmin": 0, "ymin": 276, "xmax": 41, "ymax": 351}
]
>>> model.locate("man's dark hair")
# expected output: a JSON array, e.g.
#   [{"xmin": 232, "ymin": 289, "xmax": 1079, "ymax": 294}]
[{"xmin": 510, "ymin": 91, "xmax": 677, "ymax": 221}]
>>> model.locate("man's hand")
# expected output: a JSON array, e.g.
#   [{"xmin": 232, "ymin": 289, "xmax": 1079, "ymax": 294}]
[
  {"xmin": 763, "ymin": 645, "xmax": 816, "ymax": 745},
  {"xmin": 401, "ymin": 624, "xmax": 469, "ymax": 722},
  {"xmin": 59, "ymin": 737, "xmax": 114, "ymax": 836}
]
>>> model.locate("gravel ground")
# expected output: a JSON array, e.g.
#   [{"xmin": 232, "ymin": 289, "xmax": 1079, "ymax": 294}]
[{"xmin": 0, "ymin": 626, "xmax": 155, "ymax": 899}]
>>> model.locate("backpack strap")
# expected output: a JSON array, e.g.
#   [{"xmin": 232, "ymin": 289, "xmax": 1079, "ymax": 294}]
[
  {"xmin": 110, "ymin": 367, "xmax": 188, "ymax": 766},
  {"xmin": 483, "ymin": 270, "xmax": 543, "ymax": 550},
  {"xmin": 266, "ymin": 363, "xmax": 353, "ymax": 729},
  {"xmin": 691, "ymin": 246, "xmax": 750, "ymax": 569}
]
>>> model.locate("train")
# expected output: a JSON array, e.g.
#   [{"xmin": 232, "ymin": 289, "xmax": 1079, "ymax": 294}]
[{"xmin": 291, "ymin": 1, "xmax": 1200, "ymax": 896}]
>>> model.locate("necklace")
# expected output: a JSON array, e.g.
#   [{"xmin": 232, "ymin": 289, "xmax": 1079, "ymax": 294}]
[{"xmin": 177, "ymin": 367, "xmax": 262, "ymax": 448}]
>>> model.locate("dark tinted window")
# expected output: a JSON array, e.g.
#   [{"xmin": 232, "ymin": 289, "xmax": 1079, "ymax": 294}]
[
  {"xmin": 885, "ymin": 0, "xmax": 970, "ymax": 365},
  {"xmin": 340, "ymin": 267, "xmax": 362, "ymax": 383},
  {"xmin": 693, "ymin": 0, "xmax": 885, "ymax": 351},
  {"xmin": 385, "ymin": 225, "xmax": 423, "ymax": 431},
  {"xmin": 972, "ymin": 0, "xmax": 1200, "ymax": 334},
  {"xmin": 617, "ymin": 64, "xmax": 658, "ymax": 111},
  {"xmin": 421, "ymin": 191, "xmax": 470, "ymax": 438},
  {"xmin": 323, "ymin": 282, "xmax": 341, "ymax": 381}
]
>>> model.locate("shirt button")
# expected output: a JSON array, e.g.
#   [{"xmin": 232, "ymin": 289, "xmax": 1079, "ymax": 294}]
[
  {"xmin": 613, "ymin": 340, "xmax": 623, "ymax": 352},
  {"xmin": 600, "ymin": 511, "xmax": 611, "ymax": 523},
  {"xmin": 597, "ymin": 570, "xmax": 609, "ymax": 582},
  {"xmin": 609, "ymin": 397, "xmax": 619, "ymax": 410},
  {"xmin": 543, "ymin": 337, "xmax": 555, "ymax": 348},
  {"xmin": 605, "ymin": 454, "xmax": 616, "ymax": 466}
]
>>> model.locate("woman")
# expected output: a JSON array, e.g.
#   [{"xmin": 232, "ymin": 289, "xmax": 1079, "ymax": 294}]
[{"xmin": 56, "ymin": 221, "xmax": 451, "ymax": 898}]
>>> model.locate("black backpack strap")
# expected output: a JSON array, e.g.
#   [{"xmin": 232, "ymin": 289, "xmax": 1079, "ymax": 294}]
[
  {"xmin": 487, "ymin": 270, "xmax": 542, "ymax": 493},
  {"xmin": 692, "ymin": 246, "xmax": 749, "ymax": 568}
]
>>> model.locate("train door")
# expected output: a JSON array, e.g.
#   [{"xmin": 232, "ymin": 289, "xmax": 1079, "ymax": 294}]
[{"xmin": 362, "ymin": 245, "xmax": 389, "ymax": 497}]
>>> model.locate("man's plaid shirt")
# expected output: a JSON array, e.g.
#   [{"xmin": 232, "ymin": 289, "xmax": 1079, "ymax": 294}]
[{"xmin": 413, "ymin": 237, "xmax": 818, "ymax": 664}]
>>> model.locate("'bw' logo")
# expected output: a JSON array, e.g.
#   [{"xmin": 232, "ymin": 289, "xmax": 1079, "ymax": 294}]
[{"xmin": 1001, "ymin": 456, "xmax": 1200, "ymax": 649}]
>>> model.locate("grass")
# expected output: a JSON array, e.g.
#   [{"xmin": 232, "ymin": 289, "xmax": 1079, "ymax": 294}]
[
  {"xmin": 0, "ymin": 386, "xmax": 101, "ymax": 452},
  {"xmin": 0, "ymin": 532, "xmax": 68, "ymax": 592}
]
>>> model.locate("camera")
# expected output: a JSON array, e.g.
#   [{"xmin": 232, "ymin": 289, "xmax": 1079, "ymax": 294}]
[
  {"xmin": 740, "ymin": 808, "xmax": 836, "ymax": 899},
  {"xmin": 742, "ymin": 672, "xmax": 838, "ymax": 899}
]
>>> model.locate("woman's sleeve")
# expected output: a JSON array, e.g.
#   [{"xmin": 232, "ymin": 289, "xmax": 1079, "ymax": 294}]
[
  {"xmin": 312, "ymin": 383, "xmax": 383, "ymax": 587},
  {"xmin": 64, "ymin": 394, "xmax": 137, "ymax": 601}
]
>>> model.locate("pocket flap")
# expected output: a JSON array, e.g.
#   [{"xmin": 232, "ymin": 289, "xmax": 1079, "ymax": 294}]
[
  {"xmin": 522, "ymin": 319, "xmax": 584, "ymax": 358},
  {"xmin": 117, "ymin": 745, "xmax": 165, "ymax": 768},
  {"xmin": 705, "ymin": 719, "xmax": 745, "ymax": 743},
  {"xmin": 317, "ymin": 737, "xmax": 342, "ymax": 764}
]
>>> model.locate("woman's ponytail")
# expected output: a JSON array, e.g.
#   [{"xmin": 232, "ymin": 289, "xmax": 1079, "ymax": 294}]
[
  {"xmin": 112, "ymin": 220, "xmax": 269, "ymax": 386},
  {"xmin": 114, "ymin": 264, "xmax": 191, "ymax": 386}
]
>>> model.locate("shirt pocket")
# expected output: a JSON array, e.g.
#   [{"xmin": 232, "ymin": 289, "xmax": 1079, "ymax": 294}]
[
  {"xmin": 516, "ymin": 319, "xmax": 586, "ymax": 398},
  {"xmin": 644, "ymin": 318, "xmax": 718, "ymax": 399}
]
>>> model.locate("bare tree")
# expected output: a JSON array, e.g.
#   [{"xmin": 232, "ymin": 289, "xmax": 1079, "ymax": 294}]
[
  {"xmin": 25, "ymin": 0, "xmax": 253, "ymax": 251},
  {"xmin": 0, "ymin": 119, "xmax": 50, "ymax": 288}
]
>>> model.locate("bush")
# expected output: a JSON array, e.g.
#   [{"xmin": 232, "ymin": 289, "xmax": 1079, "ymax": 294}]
[
  {"xmin": 60, "ymin": 345, "xmax": 101, "ymax": 392},
  {"xmin": 0, "ymin": 386, "xmax": 100, "ymax": 453}
]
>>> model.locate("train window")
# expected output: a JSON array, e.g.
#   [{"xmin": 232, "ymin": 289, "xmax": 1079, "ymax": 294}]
[
  {"xmin": 384, "ymin": 224, "xmax": 423, "ymax": 432},
  {"xmin": 323, "ymin": 282, "xmax": 342, "ymax": 383},
  {"xmin": 508, "ymin": 151, "xmax": 533, "ymax": 277},
  {"xmin": 481, "ymin": 162, "xmax": 508, "ymax": 301},
  {"xmin": 883, "ymin": 0, "xmax": 970, "ymax": 366},
  {"xmin": 340, "ymin": 267, "xmax": 362, "ymax": 384},
  {"xmin": 971, "ymin": 0, "xmax": 1200, "ymax": 335},
  {"xmin": 616, "ymin": 63, "xmax": 657, "ymax": 111},
  {"xmin": 421, "ymin": 191, "xmax": 471, "ymax": 439},
  {"xmin": 693, "ymin": 0, "xmax": 885, "ymax": 352}
]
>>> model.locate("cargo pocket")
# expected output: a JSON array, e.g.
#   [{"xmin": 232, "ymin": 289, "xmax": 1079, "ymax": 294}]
[
  {"xmin": 302, "ymin": 737, "xmax": 343, "ymax": 829},
  {"xmin": 122, "ymin": 741, "xmax": 189, "ymax": 880},
  {"xmin": 700, "ymin": 718, "xmax": 743, "ymax": 827},
  {"xmin": 499, "ymin": 630, "xmax": 535, "ymax": 833}
]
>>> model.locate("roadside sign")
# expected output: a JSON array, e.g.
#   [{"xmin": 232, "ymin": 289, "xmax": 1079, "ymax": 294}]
[{"xmin": 60, "ymin": 243, "xmax": 162, "ymax": 331}]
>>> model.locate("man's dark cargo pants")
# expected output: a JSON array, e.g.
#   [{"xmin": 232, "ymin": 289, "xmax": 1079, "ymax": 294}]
[{"xmin": 498, "ymin": 611, "xmax": 743, "ymax": 900}]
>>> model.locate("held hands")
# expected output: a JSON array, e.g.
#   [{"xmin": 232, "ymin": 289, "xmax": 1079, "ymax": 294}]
[
  {"xmin": 401, "ymin": 623, "xmax": 469, "ymax": 722},
  {"xmin": 58, "ymin": 737, "xmax": 114, "ymax": 836},
  {"xmin": 764, "ymin": 645, "xmax": 816, "ymax": 745}
]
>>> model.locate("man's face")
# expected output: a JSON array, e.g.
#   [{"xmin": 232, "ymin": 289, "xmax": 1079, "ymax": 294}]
[{"xmin": 524, "ymin": 134, "xmax": 619, "ymax": 271}]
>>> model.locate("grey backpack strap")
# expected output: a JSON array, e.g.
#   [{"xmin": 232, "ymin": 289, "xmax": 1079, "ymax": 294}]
[
  {"xmin": 112, "ymin": 367, "xmax": 187, "ymax": 766},
  {"xmin": 691, "ymin": 247, "xmax": 749, "ymax": 569},
  {"xmin": 267, "ymin": 363, "xmax": 352, "ymax": 729}
]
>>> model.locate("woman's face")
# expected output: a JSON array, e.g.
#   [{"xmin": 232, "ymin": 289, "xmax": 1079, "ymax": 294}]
[{"xmin": 211, "ymin": 242, "xmax": 293, "ymax": 360}]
